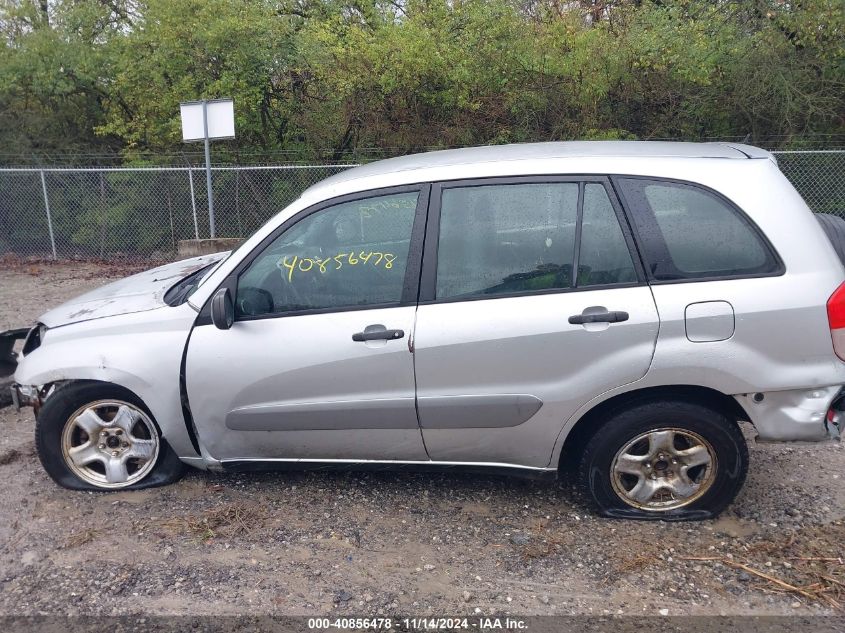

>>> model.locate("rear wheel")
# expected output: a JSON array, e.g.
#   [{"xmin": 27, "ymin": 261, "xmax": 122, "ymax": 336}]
[
  {"xmin": 577, "ymin": 400, "xmax": 748, "ymax": 519},
  {"xmin": 36, "ymin": 382, "xmax": 185, "ymax": 490}
]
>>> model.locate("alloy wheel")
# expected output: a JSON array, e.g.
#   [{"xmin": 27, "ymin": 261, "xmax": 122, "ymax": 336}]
[
  {"xmin": 60, "ymin": 400, "xmax": 159, "ymax": 489},
  {"xmin": 610, "ymin": 427, "xmax": 717, "ymax": 511}
]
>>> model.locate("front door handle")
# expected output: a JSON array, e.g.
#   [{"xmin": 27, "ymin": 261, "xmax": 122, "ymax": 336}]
[
  {"xmin": 352, "ymin": 327, "xmax": 405, "ymax": 342},
  {"xmin": 568, "ymin": 310, "xmax": 629, "ymax": 325}
]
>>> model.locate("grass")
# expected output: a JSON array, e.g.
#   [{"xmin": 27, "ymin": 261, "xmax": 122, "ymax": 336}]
[
  {"xmin": 159, "ymin": 501, "xmax": 268, "ymax": 542},
  {"xmin": 63, "ymin": 528, "xmax": 100, "ymax": 548}
]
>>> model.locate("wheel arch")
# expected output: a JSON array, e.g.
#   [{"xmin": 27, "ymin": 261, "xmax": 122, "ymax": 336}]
[
  {"xmin": 40, "ymin": 378, "xmax": 159, "ymax": 430},
  {"xmin": 556, "ymin": 384, "xmax": 750, "ymax": 474},
  {"xmin": 16, "ymin": 349, "xmax": 199, "ymax": 460}
]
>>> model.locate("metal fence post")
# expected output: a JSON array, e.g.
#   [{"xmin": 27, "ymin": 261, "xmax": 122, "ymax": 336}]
[
  {"xmin": 187, "ymin": 167, "xmax": 199, "ymax": 240},
  {"xmin": 202, "ymin": 100, "xmax": 216, "ymax": 239},
  {"xmin": 39, "ymin": 169, "xmax": 57, "ymax": 260},
  {"xmin": 235, "ymin": 170, "xmax": 243, "ymax": 237},
  {"xmin": 98, "ymin": 172, "xmax": 108, "ymax": 258}
]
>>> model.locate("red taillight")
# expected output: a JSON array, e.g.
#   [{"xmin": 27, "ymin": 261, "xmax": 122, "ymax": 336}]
[{"xmin": 827, "ymin": 281, "xmax": 845, "ymax": 360}]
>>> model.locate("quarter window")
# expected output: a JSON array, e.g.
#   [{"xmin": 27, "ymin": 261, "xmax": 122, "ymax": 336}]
[
  {"xmin": 236, "ymin": 191, "xmax": 418, "ymax": 316},
  {"xmin": 617, "ymin": 178, "xmax": 778, "ymax": 280},
  {"xmin": 434, "ymin": 181, "xmax": 637, "ymax": 300}
]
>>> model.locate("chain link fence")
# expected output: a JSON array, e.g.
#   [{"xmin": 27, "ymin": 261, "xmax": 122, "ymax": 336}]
[
  {"xmin": 0, "ymin": 165, "xmax": 353, "ymax": 261},
  {"xmin": 771, "ymin": 151, "xmax": 845, "ymax": 216},
  {"xmin": 0, "ymin": 151, "xmax": 843, "ymax": 262}
]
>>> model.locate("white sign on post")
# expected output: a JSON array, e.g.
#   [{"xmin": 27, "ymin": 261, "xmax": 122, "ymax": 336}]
[
  {"xmin": 179, "ymin": 99, "xmax": 235, "ymax": 141},
  {"xmin": 179, "ymin": 98, "xmax": 235, "ymax": 239}
]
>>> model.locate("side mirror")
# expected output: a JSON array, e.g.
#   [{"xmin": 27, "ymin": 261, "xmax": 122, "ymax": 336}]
[{"xmin": 211, "ymin": 288, "xmax": 234, "ymax": 330}]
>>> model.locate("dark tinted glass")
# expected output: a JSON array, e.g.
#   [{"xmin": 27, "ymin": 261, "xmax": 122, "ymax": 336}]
[
  {"xmin": 618, "ymin": 178, "xmax": 778, "ymax": 280},
  {"xmin": 237, "ymin": 192, "xmax": 418, "ymax": 316},
  {"xmin": 436, "ymin": 183, "xmax": 579, "ymax": 299}
]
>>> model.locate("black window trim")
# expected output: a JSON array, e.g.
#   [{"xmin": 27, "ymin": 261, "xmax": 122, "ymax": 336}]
[
  {"xmin": 196, "ymin": 183, "xmax": 431, "ymax": 324},
  {"xmin": 418, "ymin": 175, "xmax": 647, "ymax": 305},
  {"xmin": 609, "ymin": 175, "xmax": 785, "ymax": 284}
]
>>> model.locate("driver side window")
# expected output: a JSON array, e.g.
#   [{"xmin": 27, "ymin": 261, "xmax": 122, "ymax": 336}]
[{"xmin": 236, "ymin": 191, "xmax": 419, "ymax": 317}]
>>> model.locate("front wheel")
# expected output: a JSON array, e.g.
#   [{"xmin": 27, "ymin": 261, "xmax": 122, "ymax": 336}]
[
  {"xmin": 577, "ymin": 400, "xmax": 748, "ymax": 520},
  {"xmin": 35, "ymin": 382, "xmax": 185, "ymax": 490}
]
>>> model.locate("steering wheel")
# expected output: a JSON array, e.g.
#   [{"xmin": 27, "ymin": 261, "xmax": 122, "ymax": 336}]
[{"xmin": 246, "ymin": 268, "xmax": 313, "ymax": 314}]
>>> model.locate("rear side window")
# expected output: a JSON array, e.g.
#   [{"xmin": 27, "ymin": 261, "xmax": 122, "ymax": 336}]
[
  {"xmin": 436, "ymin": 183, "xmax": 578, "ymax": 299},
  {"xmin": 616, "ymin": 178, "xmax": 780, "ymax": 281},
  {"xmin": 434, "ymin": 181, "xmax": 638, "ymax": 300}
]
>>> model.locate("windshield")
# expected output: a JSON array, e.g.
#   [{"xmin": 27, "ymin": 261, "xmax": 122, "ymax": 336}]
[
  {"xmin": 192, "ymin": 236, "xmax": 254, "ymax": 293},
  {"xmin": 164, "ymin": 263, "xmax": 217, "ymax": 306}
]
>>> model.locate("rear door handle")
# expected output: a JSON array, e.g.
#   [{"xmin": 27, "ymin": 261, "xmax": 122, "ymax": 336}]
[
  {"xmin": 352, "ymin": 328, "xmax": 405, "ymax": 342},
  {"xmin": 568, "ymin": 310, "xmax": 629, "ymax": 325}
]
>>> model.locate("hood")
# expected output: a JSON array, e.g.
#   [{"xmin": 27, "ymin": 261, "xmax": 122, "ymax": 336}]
[{"xmin": 39, "ymin": 253, "xmax": 228, "ymax": 328}]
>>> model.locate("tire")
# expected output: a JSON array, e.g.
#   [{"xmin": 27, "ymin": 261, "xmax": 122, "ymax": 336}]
[
  {"xmin": 35, "ymin": 381, "xmax": 185, "ymax": 491},
  {"xmin": 577, "ymin": 400, "xmax": 748, "ymax": 520}
]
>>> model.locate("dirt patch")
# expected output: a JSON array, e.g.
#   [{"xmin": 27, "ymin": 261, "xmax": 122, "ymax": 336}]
[
  {"xmin": 0, "ymin": 262, "xmax": 844, "ymax": 617},
  {"xmin": 0, "ymin": 259, "xmax": 135, "ymax": 331},
  {"xmin": 0, "ymin": 253, "xmax": 158, "ymax": 279}
]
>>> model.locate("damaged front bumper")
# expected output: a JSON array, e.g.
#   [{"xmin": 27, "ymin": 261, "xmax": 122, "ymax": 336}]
[
  {"xmin": 3, "ymin": 327, "xmax": 42, "ymax": 413},
  {"xmin": 10, "ymin": 383, "xmax": 42, "ymax": 412},
  {"xmin": 0, "ymin": 327, "xmax": 29, "ymax": 379}
]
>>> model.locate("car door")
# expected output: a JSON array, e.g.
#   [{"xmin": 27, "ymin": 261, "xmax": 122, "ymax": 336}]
[
  {"xmin": 185, "ymin": 186, "xmax": 430, "ymax": 463},
  {"xmin": 412, "ymin": 177, "xmax": 660, "ymax": 468}
]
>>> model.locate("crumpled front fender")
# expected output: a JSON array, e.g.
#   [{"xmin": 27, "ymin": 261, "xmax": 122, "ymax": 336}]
[{"xmin": 13, "ymin": 304, "xmax": 201, "ymax": 460}]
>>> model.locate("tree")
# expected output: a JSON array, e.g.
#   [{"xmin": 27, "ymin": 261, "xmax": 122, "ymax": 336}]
[{"xmin": 0, "ymin": 0, "xmax": 842, "ymax": 165}]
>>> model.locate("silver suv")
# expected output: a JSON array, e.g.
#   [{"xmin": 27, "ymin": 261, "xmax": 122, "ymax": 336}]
[{"xmin": 7, "ymin": 141, "xmax": 845, "ymax": 520}]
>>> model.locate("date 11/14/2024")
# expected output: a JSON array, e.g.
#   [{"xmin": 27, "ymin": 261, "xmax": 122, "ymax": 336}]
[
  {"xmin": 306, "ymin": 617, "xmax": 528, "ymax": 631},
  {"xmin": 278, "ymin": 251, "xmax": 398, "ymax": 282}
]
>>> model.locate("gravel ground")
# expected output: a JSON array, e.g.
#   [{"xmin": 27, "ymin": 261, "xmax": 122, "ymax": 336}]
[{"xmin": 1, "ymin": 260, "xmax": 844, "ymax": 617}]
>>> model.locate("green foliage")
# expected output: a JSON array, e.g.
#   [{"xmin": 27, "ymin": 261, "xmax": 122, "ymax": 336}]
[
  {"xmin": 98, "ymin": 0, "xmax": 297, "ymax": 153},
  {"xmin": 0, "ymin": 0, "xmax": 842, "ymax": 164}
]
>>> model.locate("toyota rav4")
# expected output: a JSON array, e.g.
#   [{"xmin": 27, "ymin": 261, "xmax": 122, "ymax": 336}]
[{"xmin": 6, "ymin": 141, "xmax": 845, "ymax": 520}]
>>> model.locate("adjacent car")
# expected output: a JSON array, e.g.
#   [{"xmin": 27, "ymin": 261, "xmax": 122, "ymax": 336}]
[{"xmin": 6, "ymin": 141, "xmax": 845, "ymax": 519}]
